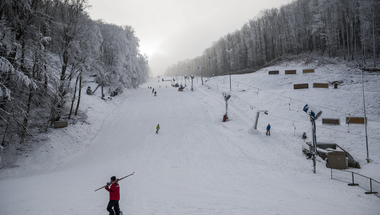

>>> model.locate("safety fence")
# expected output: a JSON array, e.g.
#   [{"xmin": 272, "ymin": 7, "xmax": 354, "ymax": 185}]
[{"xmin": 330, "ymin": 168, "xmax": 379, "ymax": 198}]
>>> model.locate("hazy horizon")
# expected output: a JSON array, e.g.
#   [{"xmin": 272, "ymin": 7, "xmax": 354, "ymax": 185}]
[{"xmin": 87, "ymin": 0, "xmax": 290, "ymax": 76}]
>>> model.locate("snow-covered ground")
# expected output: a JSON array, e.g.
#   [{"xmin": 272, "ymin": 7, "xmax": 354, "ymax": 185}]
[{"xmin": 0, "ymin": 59, "xmax": 379, "ymax": 215}]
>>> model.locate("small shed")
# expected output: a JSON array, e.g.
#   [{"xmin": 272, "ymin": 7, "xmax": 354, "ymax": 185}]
[
  {"xmin": 54, "ymin": 121, "xmax": 68, "ymax": 129},
  {"xmin": 327, "ymin": 151, "xmax": 347, "ymax": 169}
]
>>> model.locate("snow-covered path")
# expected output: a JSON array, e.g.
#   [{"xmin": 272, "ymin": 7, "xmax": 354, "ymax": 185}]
[{"xmin": 1, "ymin": 65, "xmax": 379, "ymax": 214}]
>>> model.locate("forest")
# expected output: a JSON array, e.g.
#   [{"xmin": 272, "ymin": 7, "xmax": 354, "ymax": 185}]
[
  {"xmin": 164, "ymin": 0, "xmax": 380, "ymax": 77},
  {"xmin": 0, "ymin": 0, "xmax": 149, "ymax": 147}
]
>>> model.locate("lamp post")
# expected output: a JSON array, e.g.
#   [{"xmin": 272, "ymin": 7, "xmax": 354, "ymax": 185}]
[
  {"xmin": 361, "ymin": 69, "xmax": 370, "ymax": 163},
  {"xmin": 194, "ymin": 59, "xmax": 198, "ymax": 83},
  {"xmin": 208, "ymin": 56, "xmax": 211, "ymax": 81},
  {"xmin": 254, "ymin": 110, "xmax": 268, "ymax": 130},
  {"xmin": 199, "ymin": 66, "xmax": 204, "ymax": 85},
  {"xmin": 179, "ymin": 65, "xmax": 182, "ymax": 85},
  {"xmin": 303, "ymin": 104, "xmax": 322, "ymax": 174},
  {"xmin": 226, "ymin": 48, "xmax": 232, "ymax": 91},
  {"xmin": 222, "ymin": 92, "xmax": 231, "ymax": 122},
  {"xmin": 190, "ymin": 75, "xmax": 194, "ymax": 91}
]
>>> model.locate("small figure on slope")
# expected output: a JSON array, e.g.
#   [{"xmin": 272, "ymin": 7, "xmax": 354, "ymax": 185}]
[
  {"xmin": 156, "ymin": 124, "xmax": 160, "ymax": 134},
  {"xmin": 302, "ymin": 132, "xmax": 307, "ymax": 140},
  {"xmin": 86, "ymin": 86, "xmax": 92, "ymax": 95},
  {"xmin": 266, "ymin": 124, "xmax": 271, "ymax": 136},
  {"xmin": 154, "ymin": 91, "xmax": 157, "ymax": 96}
]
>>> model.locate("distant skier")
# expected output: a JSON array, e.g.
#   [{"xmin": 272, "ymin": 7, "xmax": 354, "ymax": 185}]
[
  {"xmin": 152, "ymin": 88, "xmax": 154, "ymax": 93},
  {"xmin": 156, "ymin": 124, "xmax": 160, "ymax": 134},
  {"xmin": 105, "ymin": 176, "xmax": 120, "ymax": 215},
  {"xmin": 154, "ymin": 91, "xmax": 157, "ymax": 96},
  {"xmin": 266, "ymin": 124, "xmax": 271, "ymax": 136},
  {"xmin": 86, "ymin": 86, "xmax": 92, "ymax": 95},
  {"xmin": 302, "ymin": 132, "xmax": 307, "ymax": 140}
]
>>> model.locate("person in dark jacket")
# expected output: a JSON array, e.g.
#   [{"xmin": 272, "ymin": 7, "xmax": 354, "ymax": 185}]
[
  {"xmin": 266, "ymin": 124, "xmax": 271, "ymax": 136},
  {"xmin": 86, "ymin": 86, "xmax": 92, "ymax": 95},
  {"xmin": 105, "ymin": 176, "xmax": 120, "ymax": 215}
]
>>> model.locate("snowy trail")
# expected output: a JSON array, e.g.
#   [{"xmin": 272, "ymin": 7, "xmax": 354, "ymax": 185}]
[{"xmin": 0, "ymin": 71, "xmax": 379, "ymax": 215}]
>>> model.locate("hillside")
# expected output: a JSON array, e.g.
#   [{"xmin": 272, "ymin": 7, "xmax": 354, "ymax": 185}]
[{"xmin": 0, "ymin": 58, "xmax": 379, "ymax": 215}]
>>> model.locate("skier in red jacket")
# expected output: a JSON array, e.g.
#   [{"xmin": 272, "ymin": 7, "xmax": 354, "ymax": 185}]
[{"xmin": 105, "ymin": 176, "xmax": 120, "ymax": 215}]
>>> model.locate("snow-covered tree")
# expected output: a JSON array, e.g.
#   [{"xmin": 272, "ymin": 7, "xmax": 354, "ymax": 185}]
[{"xmin": 166, "ymin": 0, "xmax": 380, "ymax": 76}]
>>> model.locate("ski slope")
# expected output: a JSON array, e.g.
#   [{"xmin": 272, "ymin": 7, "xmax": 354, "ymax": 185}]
[{"xmin": 0, "ymin": 60, "xmax": 379, "ymax": 215}]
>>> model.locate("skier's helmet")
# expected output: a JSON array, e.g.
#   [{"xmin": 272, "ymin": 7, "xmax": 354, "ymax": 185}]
[{"xmin": 111, "ymin": 176, "xmax": 116, "ymax": 181}]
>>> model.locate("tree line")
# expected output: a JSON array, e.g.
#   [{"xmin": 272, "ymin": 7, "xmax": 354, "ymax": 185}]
[
  {"xmin": 0, "ymin": 0, "xmax": 149, "ymax": 146},
  {"xmin": 165, "ymin": 0, "xmax": 380, "ymax": 77}
]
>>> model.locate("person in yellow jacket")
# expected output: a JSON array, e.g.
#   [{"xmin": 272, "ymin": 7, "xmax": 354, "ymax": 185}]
[{"xmin": 156, "ymin": 124, "xmax": 160, "ymax": 134}]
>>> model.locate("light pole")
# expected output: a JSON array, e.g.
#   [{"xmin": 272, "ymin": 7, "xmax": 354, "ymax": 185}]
[
  {"xmin": 190, "ymin": 75, "xmax": 194, "ymax": 91},
  {"xmin": 361, "ymin": 69, "xmax": 370, "ymax": 163},
  {"xmin": 222, "ymin": 92, "xmax": 231, "ymax": 122},
  {"xmin": 208, "ymin": 56, "xmax": 211, "ymax": 81},
  {"xmin": 194, "ymin": 59, "xmax": 198, "ymax": 83},
  {"xmin": 180, "ymin": 65, "xmax": 182, "ymax": 85},
  {"xmin": 226, "ymin": 48, "xmax": 232, "ymax": 91},
  {"xmin": 303, "ymin": 104, "xmax": 322, "ymax": 174},
  {"xmin": 199, "ymin": 66, "xmax": 204, "ymax": 85},
  {"xmin": 254, "ymin": 110, "xmax": 268, "ymax": 130}
]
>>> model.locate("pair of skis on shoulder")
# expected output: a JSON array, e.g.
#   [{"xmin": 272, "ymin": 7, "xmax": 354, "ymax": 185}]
[{"xmin": 94, "ymin": 172, "xmax": 134, "ymax": 192}]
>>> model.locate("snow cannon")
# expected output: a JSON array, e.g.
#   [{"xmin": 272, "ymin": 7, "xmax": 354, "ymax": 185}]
[
  {"xmin": 303, "ymin": 104, "xmax": 322, "ymax": 120},
  {"xmin": 222, "ymin": 92, "xmax": 231, "ymax": 122}
]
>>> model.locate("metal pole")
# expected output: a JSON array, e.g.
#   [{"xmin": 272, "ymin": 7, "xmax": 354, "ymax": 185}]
[
  {"xmin": 191, "ymin": 75, "xmax": 194, "ymax": 91},
  {"xmin": 194, "ymin": 59, "xmax": 197, "ymax": 83},
  {"xmin": 225, "ymin": 99, "xmax": 228, "ymax": 116},
  {"xmin": 229, "ymin": 72, "xmax": 231, "ymax": 91},
  {"xmin": 361, "ymin": 69, "xmax": 370, "ymax": 163},
  {"xmin": 227, "ymin": 49, "xmax": 232, "ymax": 91},
  {"xmin": 208, "ymin": 56, "xmax": 211, "ymax": 81},
  {"xmin": 254, "ymin": 112, "xmax": 260, "ymax": 130},
  {"xmin": 311, "ymin": 117, "xmax": 316, "ymax": 174},
  {"xmin": 200, "ymin": 67, "xmax": 204, "ymax": 85}
]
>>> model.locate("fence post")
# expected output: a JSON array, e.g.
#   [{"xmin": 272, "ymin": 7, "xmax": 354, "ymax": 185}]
[
  {"xmin": 365, "ymin": 179, "xmax": 379, "ymax": 195},
  {"xmin": 348, "ymin": 172, "xmax": 359, "ymax": 186}
]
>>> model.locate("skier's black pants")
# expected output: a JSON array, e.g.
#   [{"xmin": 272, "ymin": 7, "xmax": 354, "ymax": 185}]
[{"xmin": 107, "ymin": 200, "xmax": 120, "ymax": 215}]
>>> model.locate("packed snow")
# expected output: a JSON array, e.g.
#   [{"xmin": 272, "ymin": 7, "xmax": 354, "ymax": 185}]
[{"xmin": 0, "ymin": 59, "xmax": 379, "ymax": 215}]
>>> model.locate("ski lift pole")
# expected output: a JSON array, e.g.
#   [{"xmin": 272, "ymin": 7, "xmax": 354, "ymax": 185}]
[
  {"xmin": 311, "ymin": 117, "xmax": 317, "ymax": 174},
  {"xmin": 94, "ymin": 172, "xmax": 135, "ymax": 192},
  {"xmin": 254, "ymin": 110, "xmax": 268, "ymax": 130}
]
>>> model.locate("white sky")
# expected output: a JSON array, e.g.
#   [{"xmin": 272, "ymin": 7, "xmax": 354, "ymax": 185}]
[{"xmin": 86, "ymin": 0, "xmax": 291, "ymax": 75}]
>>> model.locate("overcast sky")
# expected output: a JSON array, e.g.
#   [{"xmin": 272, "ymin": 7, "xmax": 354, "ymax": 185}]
[{"xmin": 86, "ymin": 0, "xmax": 290, "ymax": 76}]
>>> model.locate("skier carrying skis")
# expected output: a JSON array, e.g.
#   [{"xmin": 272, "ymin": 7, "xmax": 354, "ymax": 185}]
[
  {"xmin": 156, "ymin": 124, "xmax": 160, "ymax": 134},
  {"xmin": 105, "ymin": 176, "xmax": 120, "ymax": 215},
  {"xmin": 266, "ymin": 124, "xmax": 271, "ymax": 136}
]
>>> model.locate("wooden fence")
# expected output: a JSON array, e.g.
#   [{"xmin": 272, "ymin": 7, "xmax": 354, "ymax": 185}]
[
  {"xmin": 285, "ymin": 70, "xmax": 297, "ymax": 74},
  {"xmin": 268, "ymin": 70, "xmax": 279, "ymax": 75},
  {"xmin": 293, "ymin": 83, "xmax": 309, "ymax": 89},
  {"xmin": 303, "ymin": 69, "xmax": 315, "ymax": 73},
  {"xmin": 313, "ymin": 83, "xmax": 329, "ymax": 88},
  {"xmin": 346, "ymin": 117, "xmax": 365, "ymax": 124},
  {"xmin": 54, "ymin": 121, "xmax": 68, "ymax": 128},
  {"xmin": 322, "ymin": 118, "xmax": 340, "ymax": 125}
]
